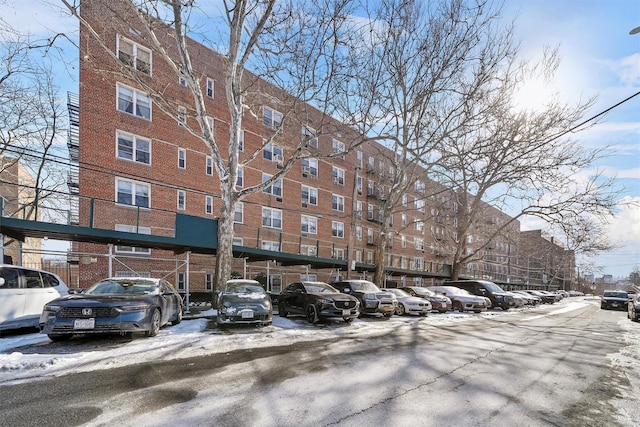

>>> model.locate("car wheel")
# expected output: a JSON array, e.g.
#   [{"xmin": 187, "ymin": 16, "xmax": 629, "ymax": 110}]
[
  {"xmin": 172, "ymin": 305, "xmax": 183, "ymax": 325},
  {"xmin": 439, "ymin": 309, "xmax": 448, "ymax": 313},
  {"xmin": 146, "ymin": 308, "xmax": 161, "ymax": 337},
  {"xmin": 48, "ymin": 334, "xmax": 71, "ymax": 342},
  {"xmin": 279, "ymin": 302, "xmax": 288, "ymax": 317},
  {"xmin": 454, "ymin": 301, "xmax": 464, "ymax": 312},
  {"xmin": 395, "ymin": 303, "xmax": 406, "ymax": 316},
  {"xmin": 306, "ymin": 304, "xmax": 318, "ymax": 324},
  {"xmin": 419, "ymin": 312, "xmax": 428, "ymax": 317}
]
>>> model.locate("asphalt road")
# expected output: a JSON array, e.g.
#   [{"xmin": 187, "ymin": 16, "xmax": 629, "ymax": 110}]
[{"xmin": 0, "ymin": 303, "xmax": 632, "ymax": 426}]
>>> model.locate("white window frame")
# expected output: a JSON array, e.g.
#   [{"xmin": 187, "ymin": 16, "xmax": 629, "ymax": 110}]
[
  {"xmin": 332, "ymin": 139, "xmax": 345, "ymax": 156},
  {"xmin": 178, "ymin": 148, "xmax": 186, "ymax": 169},
  {"xmin": 116, "ymin": 177, "xmax": 150, "ymax": 208},
  {"xmin": 332, "ymin": 167, "xmax": 345, "ymax": 185},
  {"xmin": 301, "ymin": 215, "xmax": 318, "ymax": 234},
  {"xmin": 263, "ymin": 142, "xmax": 284, "ymax": 162},
  {"xmin": 205, "ymin": 195, "xmax": 213, "ymax": 215},
  {"xmin": 117, "ymin": 84, "xmax": 151, "ymax": 120},
  {"xmin": 262, "ymin": 174, "xmax": 283, "ymax": 197},
  {"xmin": 116, "ymin": 35, "xmax": 152, "ymax": 75},
  {"xmin": 206, "ymin": 156, "xmax": 213, "ymax": 176},
  {"xmin": 263, "ymin": 106, "xmax": 283, "ymax": 128},
  {"xmin": 116, "ymin": 131, "xmax": 150, "ymax": 165},
  {"xmin": 262, "ymin": 240, "xmax": 281, "ymax": 251},
  {"xmin": 234, "ymin": 202, "xmax": 244, "ymax": 223},
  {"xmin": 332, "ymin": 194, "xmax": 345, "ymax": 212},
  {"xmin": 332, "ymin": 221, "xmax": 344, "ymax": 238},
  {"xmin": 236, "ymin": 167, "xmax": 244, "ymax": 187},
  {"xmin": 177, "ymin": 190, "xmax": 186, "ymax": 210},
  {"xmin": 177, "ymin": 106, "xmax": 186, "ymax": 126},
  {"xmin": 262, "ymin": 207, "xmax": 282, "ymax": 229},
  {"xmin": 302, "ymin": 126, "xmax": 318, "ymax": 148},
  {"xmin": 301, "ymin": 185, "xmax": 318, "ymax": 205},
  {"xmin": 206, "ymin": 78, "xmax": 214, "ymax": 98},
  {"xmin": 301, "ymin": 158, "xmax": 318, "ymax": 177},
  {"xmin": 115, "ymin": 224, "xmax": 151, "ymax": 254}
]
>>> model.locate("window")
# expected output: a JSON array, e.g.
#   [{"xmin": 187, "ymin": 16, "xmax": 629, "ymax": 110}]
[
  {"xmin": 206, "ymin": 78, "xmax": 214, "ymax": 98},
  {"xmin": 302, "ymin": 126, "xmax": 318, "ymax": 148},
  {"xmin": 332, "ymin": 139, "xmax": 345, "ymax": 156},
  {"xmin": 367, "ymin": 156, "xmax": 375, "ymax": 171},
  {"xmin": 262, "ymin": 174, "xmax": 283, "ymax": 197},
  {"xmin": 332, "ymin": 221, "xmax": 344, "ymax": 238},
  {"xmin": 356, "ymin": 201, "xmax": 363, "ymax": 217},
  {"xmin": 205, "ymin": 273, "xmax": 213, "ymax": 291},
  {"xmin": 117, "ymin": 84, "xmax": 151, "ymax": 120},
  {"xmin": 415, "ymin": 199, "xmax": 425, "ymax": 213},
  {"xmin": 332, "ymin": 167, "xmax": 345, "ymax": 185},
  {"xmin": 177, "ymin": 190, "xmax": 186, "ymax": 210},
  {"xmin": 178, "ymin": 148, "xmax": 186, "ymax": 169},
  {"xmin": 415, "ymin": 180, "xmax": 425, "ymax": 193},
  {"xmin": 414, "ymin": 257, "xmax": 425, "ymax": 270},
  {"xmin": 206, "ymin": 156, "xmax": 213, "ymax": 176},
  {"xmin": 262, "ymin": 241, "xmax": 280, "ymax": 251},
  {"xmin": 263, "ymin": 106, "xmax": 282, "ymax": 127},
  {"xmin": 332, "ymin": 248, "xmax": 345, "ymax": 260},
  {"xmin": 355, "ymin": 250, "xmax": 362, "ymax": 262},
  {"xmin": 205, "ymin": 196, "xmax": 213, "ymax": 215},
  {"xmin": 178, "ymin": 75, "xmax": 187, "ymax": 86},
  {"xmin": 453, "ymin": 217, "xmax": 458, "ymax": 228},
  {"xmin": 301, "ymin": 185, "xmax": 318, "ymax": 205},
  {"xmin": 366, "ymin": 250, "xmax": 374, "ymax": 264},
  {"xmin": 401, "ymin": 235, "xmax": 406, "ymax": 248},
  {"xmin": 236, "ymin": 167, "xmax": 243, "ymax": 187},
  {"xmin": 117, "ymin": 36, "xmax": 151, "ymax": 75},
  {"xmin": 233, "ymin": 237, "xmax": 244, "ymax": 246},
  {"xmin": 117, "ymin": 131, "xmax": 150, "ymax": 164},
  {"xmin": 206, "ymin": 116, "xmax": 214, "ymax": 133},
  {"xmin": 416, "ymin": 220, "xmax": 424, "ymax": 232},
  {"xmin": 238, "ymin": 130, "xmax": 244, "ymax": 152},
  {"xmin": 401, "ymin": 214, "xmax": 407, "ymax": 227},
  {"xmin": 262, "ymin": 207, "xmax": 282, "ymax": 229},
  {"xmin": 116, "ymin": 178, "xmax": 150, "ymax": 208},
  {"xmin": 415, "ymin": 237, "xmax": 424, "ymax": 250},
  {"xmin": 263, "ymin": 142, "xmax": 283, "ymax": 162},
  {"xmin": 402, "ymin": 194, "xmax": 408, "ymax": 206},
  {"xmin": 115, "ymin": 224, "xmax": 151, "ymax": 254},
  {"xmin": 356, "ymin": 226, "xmax": 362, "ymax": 241},
  {"xmin": 301, "ymin": 158, "xmax": 318, "ymax": 177},
  {"xmin": 177, "ymin": 272, "xmax": 185, "ymax": 291},
  {"xmin": 301, "ymin": 215, "xmax": 318, "ymax": 234},
  {"xmin": 301, "ymin": 245, "xmax": 317, "ymax": 256},
  {"xmin": 234, "ymin": 202, "xmax": 244, "ymax": 223},
  {"xmin": 177, "ymin": 106, "xmax": 186, "ymax": 126},
  {"xmin": 332, "ymin": 194, "xmax": 345, "ymax": 212},
  {"xmin": 356, "ymin": 176, "xmax": 363, "ymax": 193},
  {"xmin": 356, "ymin": 151, "xmax": 363, "ymax": 168}
]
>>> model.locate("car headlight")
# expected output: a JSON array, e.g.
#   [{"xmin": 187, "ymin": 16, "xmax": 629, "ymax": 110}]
[
  {"xmin": 119, "ymin": 303, "xmax": 152, "ymax": 311},
  {"xmin": 43, "ymin": 304, "xmax": 62, "ymax": 313},
  {"xmin": 495, "ymin": 295, "xmax": 504, "ymax": 300},
  {"xmin": 319, "ymin": 298, "xmax": 333, "ymax": 305}
]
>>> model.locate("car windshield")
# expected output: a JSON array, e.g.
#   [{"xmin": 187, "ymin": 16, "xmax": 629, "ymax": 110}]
[
  {"xmin": 603, "ymin": 291, "xmax": 628, "ymax": 298},
  {"xmin": 350, "ymin": 281, "xmax": 380, "ymax": 292},
  {"xmin": 411, "ymin": 287, "xmax": 434, "ymax": 297},
  {"xmin": 304, "ymin": 283, "xmax": 338, "ymax": 294},
  {"xmin": 387, "ymin": 289, "xmax": 410, "ymax": 298},
  {"xmin": 224, "ymin": 282, "xmax": 265, "ymax": 295},
  {"xmin": 484, "ymin": 282, "xmax": 506, "ymax": 293},
  {"xmin": 86, "ymin": 279, "xmax": 157, "ymax": 295}
]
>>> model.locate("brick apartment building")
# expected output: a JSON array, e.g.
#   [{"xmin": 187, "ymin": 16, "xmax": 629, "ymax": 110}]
[{"xmin": 72, "ymin": 1, "xmax": 574, "ymax": 293}]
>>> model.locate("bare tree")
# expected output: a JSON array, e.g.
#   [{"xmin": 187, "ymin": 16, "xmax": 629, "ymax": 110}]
[
  {"xmin": 61, "ymin": 0, "xmax": 356, "ymax": 290},
  {"xmin": 0, "ymin": 29, "xmax": 68, "ymax": 227}
]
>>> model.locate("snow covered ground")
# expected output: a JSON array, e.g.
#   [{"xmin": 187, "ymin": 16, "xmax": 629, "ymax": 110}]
[{"xmin": 0, "ymin": 297, "xmax": 638, "ymax": 423}]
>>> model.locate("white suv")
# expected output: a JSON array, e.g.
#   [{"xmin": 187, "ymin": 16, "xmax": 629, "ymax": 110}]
[{"xmin": 0, "ymin": 264, "xmax": 69, "ymax": 332}]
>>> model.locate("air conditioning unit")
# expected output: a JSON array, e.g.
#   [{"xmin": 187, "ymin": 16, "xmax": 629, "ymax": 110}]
[
  {"xmin": 273, "ymin": 154, "xmax": 284, "ymax": 166},
  {"xmin": 332, "ymin": 177, "xmax": 341, "ymax": 185},
  {"xmin": 302, "ymin": 202, "xmax": 308, "ymax": 207},
  {"xmin": 302, "ymin": 166, "xmax": 310, "ymax": 176}
]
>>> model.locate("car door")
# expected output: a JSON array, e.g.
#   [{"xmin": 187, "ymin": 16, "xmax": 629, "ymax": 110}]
[{"xmin": 0, "ymin": 266, "xmax": 26, "ymax": 328}]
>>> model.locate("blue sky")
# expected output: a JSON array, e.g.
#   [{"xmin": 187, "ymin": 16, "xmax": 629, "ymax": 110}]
[{"xmin": 4, "ymin": 0, "xmax": 640, "ymax": 278}]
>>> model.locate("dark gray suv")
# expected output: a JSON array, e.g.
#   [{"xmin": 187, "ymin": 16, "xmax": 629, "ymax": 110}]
[
  {"xmin": 332, "ymin": 279, "xmax": 396, "ymax": 318},
  {"xmin": 444, "ymin": 280, "xmax": 514, "ymax": 310}
]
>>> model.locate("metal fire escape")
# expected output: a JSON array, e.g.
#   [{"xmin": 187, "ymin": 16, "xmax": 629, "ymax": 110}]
[{"xmin": 66, "ymin": 92, "xmax": 80, "ymax": 225}]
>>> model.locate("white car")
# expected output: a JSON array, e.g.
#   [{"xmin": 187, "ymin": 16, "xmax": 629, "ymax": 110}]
[
  {"xmin": 383, "ymin": 288, "xmax": 432, "ymax": 316},
  {"xmin": 430, "ymin": 286, "xmax": 489, "ymax": 313},
  {"xmin": 0, "ymin": 264, "xmax": 69, "ymax": 332}
]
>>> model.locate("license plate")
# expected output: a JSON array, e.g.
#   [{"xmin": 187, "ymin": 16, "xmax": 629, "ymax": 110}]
[
  {"xmin": 342, "ymin": 309, "xmax": 351, "ymax": 316},
  {"xmin": 74, "ymin": 318, "xmax": 95, "ymax": 329},
  {"xmin": 241, "ymin": 310, "xmax": 254, "ymax": 319},
  {"xmin": 383, "ymin": 306, "xmax": 393, "ymax": 311}
]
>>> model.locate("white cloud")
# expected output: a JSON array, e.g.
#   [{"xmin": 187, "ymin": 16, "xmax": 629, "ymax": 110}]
[{"xmin": 608, "ymin": 196, "xmax": 640, "ymax": 243}]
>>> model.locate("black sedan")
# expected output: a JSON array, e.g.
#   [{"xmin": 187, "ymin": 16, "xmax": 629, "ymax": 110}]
[
  {"xmin": 601, "ymin": 290, "xmax": 630, "ymax": 311},
  {"xmin": 278, "ymin": 281, "xmax": 360, "ymax": 324},
  {"xmin": 39, "ymin": 277, "xmax": 183, "ymax": 341}
]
